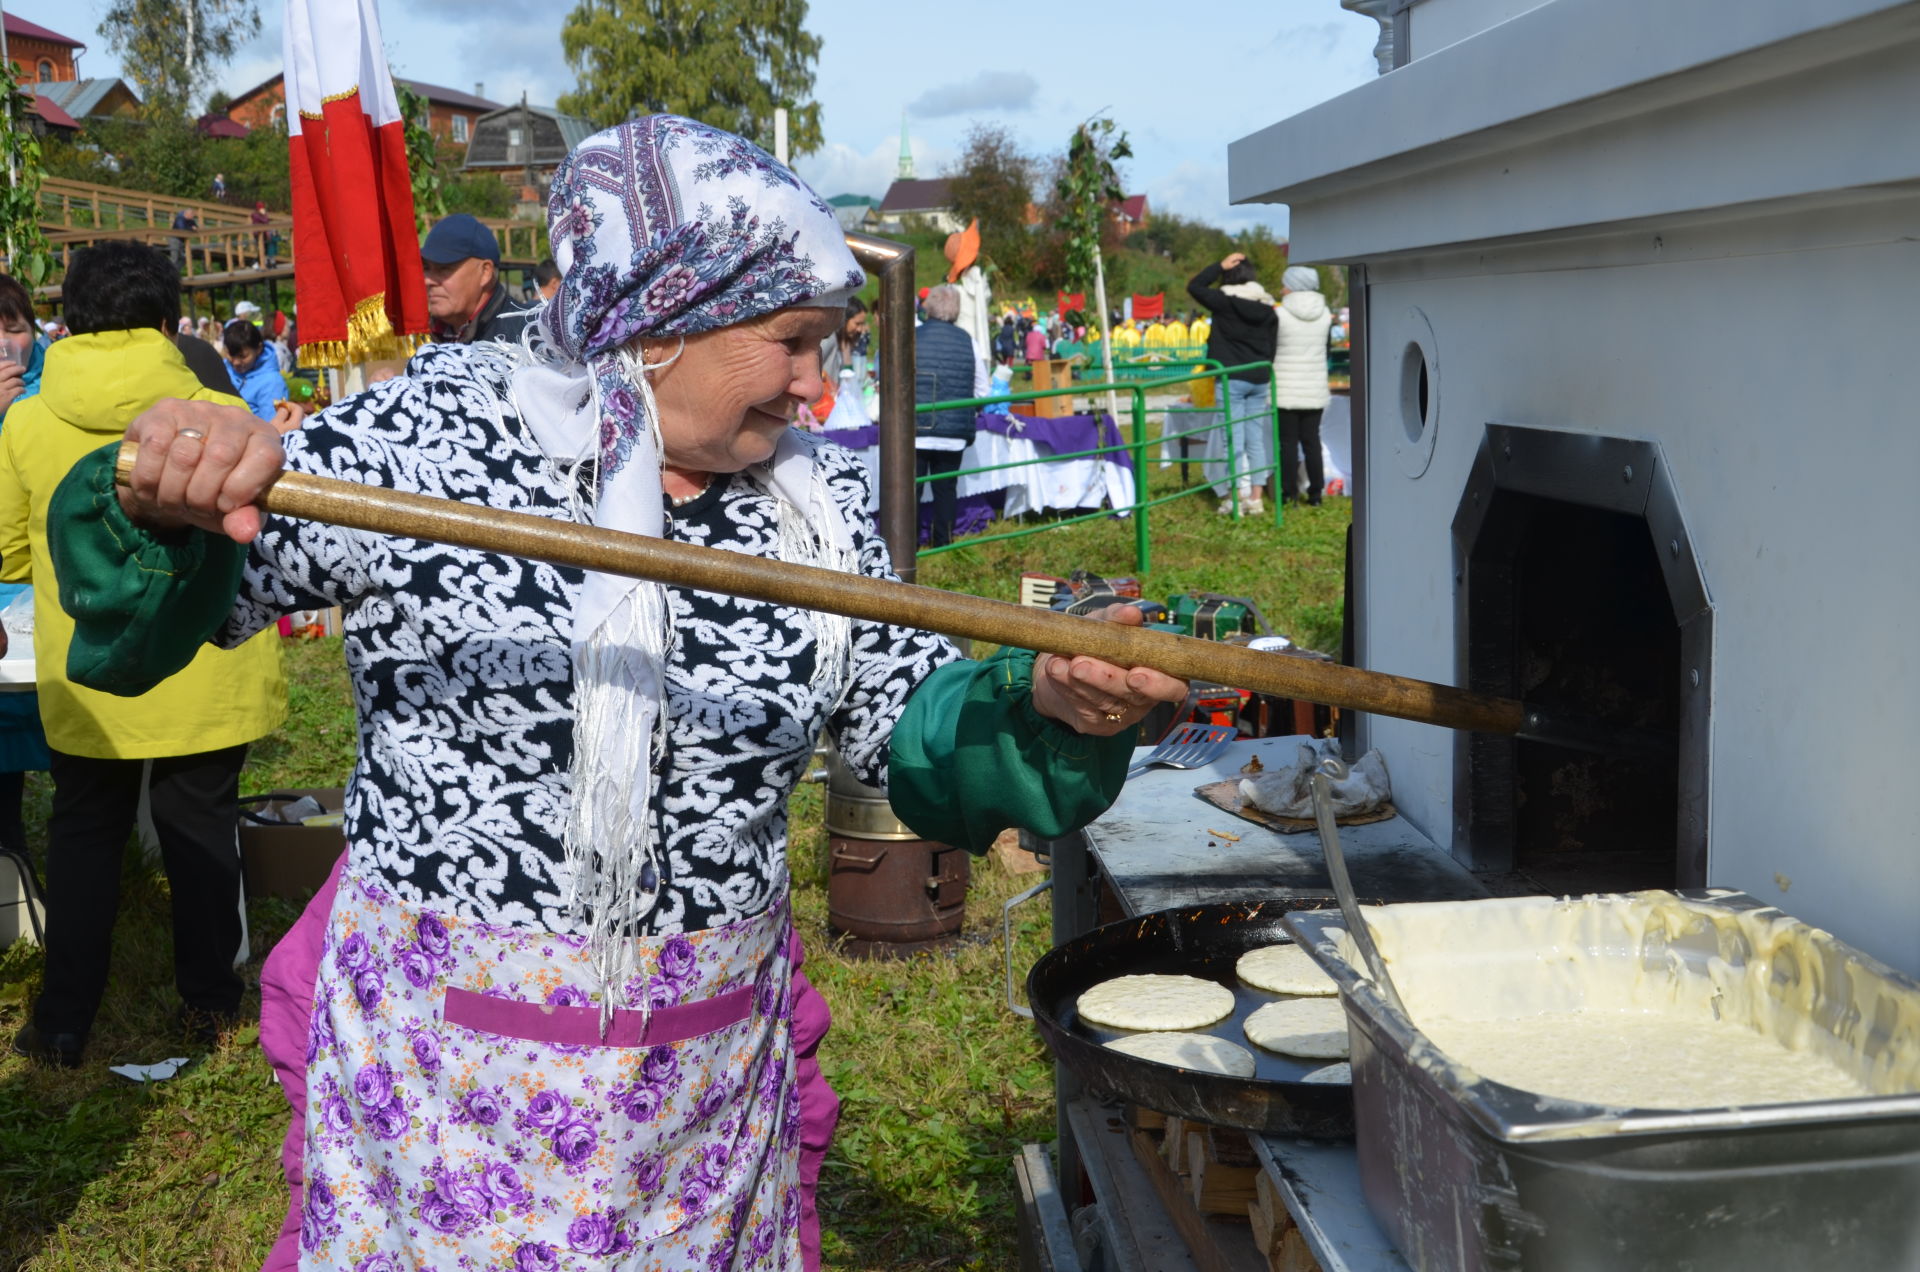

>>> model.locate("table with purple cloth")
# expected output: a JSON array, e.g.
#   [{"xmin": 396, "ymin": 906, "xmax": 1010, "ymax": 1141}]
[{"xmin": 822, "ymin": 411, "xmax": 1137, "ymax": 543}]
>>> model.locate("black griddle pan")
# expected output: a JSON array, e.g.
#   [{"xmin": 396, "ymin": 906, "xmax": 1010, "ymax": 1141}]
[{"xmin": 1028, "ymin": 899, "xmax": 1367, "ymax": 1139}]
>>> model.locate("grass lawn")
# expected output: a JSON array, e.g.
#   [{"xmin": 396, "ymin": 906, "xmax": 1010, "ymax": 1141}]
[{"xmin": 0, "ymin": 455, "xmax": 1349, "ymax": 1271}]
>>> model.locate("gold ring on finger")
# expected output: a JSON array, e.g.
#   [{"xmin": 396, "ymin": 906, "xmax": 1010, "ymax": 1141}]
[{"xmin": 1103, "ymin": 711, "xmax": 1125, "ymax": 723}]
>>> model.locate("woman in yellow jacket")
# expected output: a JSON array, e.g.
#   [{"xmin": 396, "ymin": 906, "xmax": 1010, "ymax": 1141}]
[{"xmin": 0, "ymin": 243, "xmax": 285, "ymax": 1067}]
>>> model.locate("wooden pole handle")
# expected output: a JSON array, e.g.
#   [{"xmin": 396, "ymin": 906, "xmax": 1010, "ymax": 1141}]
[{"xmin": 115, "ymin": 441, "xmax": 1528, "ymax": 738}]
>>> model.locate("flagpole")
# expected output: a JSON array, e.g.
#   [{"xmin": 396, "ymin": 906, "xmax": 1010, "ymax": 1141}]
[{"xmin": 1093, "ymin": 243, "xmax": 1118, "ymax": 424}]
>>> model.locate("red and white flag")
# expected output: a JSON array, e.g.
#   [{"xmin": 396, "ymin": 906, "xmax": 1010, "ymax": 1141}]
[{"xmin": 283, "ymin": 0, "xmax": 429, "ymax": 368}]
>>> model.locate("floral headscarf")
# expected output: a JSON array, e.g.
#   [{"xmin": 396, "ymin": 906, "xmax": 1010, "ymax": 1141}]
[{"xmin": 511, "ymin": 116, "xmax": 863, "ymax": 1021}]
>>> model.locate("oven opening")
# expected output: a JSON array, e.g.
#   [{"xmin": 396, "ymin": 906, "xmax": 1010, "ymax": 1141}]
[
  {"xmin": 1452, "ymin": 428, "xmax": 1711, "ymax": 894},
  {"xmin": 1474, "ymin": 495, "xmax": 1678, "ymax": 891}
]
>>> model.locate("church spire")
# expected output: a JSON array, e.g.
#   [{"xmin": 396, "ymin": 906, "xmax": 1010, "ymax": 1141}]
[{"xmin": 897, "ymin": 112, "xmax": 915, "ymax": 180}]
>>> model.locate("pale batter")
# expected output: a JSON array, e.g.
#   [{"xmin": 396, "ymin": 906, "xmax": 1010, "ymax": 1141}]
[
  {"xmin": 1418, "ymin": 1009, "xmax": 1873, "ymax": 1108},
  {"xmin": 1328, "ymin": 891, "xmax": 1920, "ymax": 1112},
  {"xmin": 1078, "ymin": 974, "xmax": 1235, "ymax": 1031},
  {"xmin": 1105, "ymin": 1031, "xmax": 1259, "ymax": 1078}
]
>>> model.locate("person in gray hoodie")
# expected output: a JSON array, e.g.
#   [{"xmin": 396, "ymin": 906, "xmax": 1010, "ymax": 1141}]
[{"xmin": 1272, "ymin": 265, "xmax": 1334, "ymax": 504}]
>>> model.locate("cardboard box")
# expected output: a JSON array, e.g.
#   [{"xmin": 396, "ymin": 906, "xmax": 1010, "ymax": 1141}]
[{"xmin": 240, "ymin": 787, "xmax": 346, "ymax": 901}]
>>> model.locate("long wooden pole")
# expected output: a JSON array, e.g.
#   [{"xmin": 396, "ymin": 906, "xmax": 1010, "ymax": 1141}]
[{"xmin": 120, "ymin": 443, "xmax": 1526, "ymax": 737}]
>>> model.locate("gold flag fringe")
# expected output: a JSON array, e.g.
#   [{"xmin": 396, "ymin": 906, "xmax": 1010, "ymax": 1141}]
[{"xmin": 299, "ymin": 293, "xmax": 430, "ymax": 370}]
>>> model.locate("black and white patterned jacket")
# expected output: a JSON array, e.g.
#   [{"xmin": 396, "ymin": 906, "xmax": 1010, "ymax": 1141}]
[{"xmin": 219, "ymin": 344, "xmax": 960, "ymax": 935}]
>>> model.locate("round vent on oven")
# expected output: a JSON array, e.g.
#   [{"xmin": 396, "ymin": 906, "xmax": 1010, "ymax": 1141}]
[{"xmin": 1395, "ymin": 307, "xmax": 1440, "ymax": 478}]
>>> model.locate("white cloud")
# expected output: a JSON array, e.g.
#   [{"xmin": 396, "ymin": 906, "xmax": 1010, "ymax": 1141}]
[
  {"xmin": 908, "ymin": 70, "xmax": 1039, "ymax": 119},
  {"xmin": 390, "ymin": 17, "xmax": 571, "ymax": 111},
  {"xmin": 220, "ymin": 51, "xmax": 283, "ymax": 101},
  {"xmin": 794, "ymin": 134, "xmax": 955, "ymax": 201},
  {"xmin": 1147, "ymin": 159, "xmax": 1290, "ymax": 237}
]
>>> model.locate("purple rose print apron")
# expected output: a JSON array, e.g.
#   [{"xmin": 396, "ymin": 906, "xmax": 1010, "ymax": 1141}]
[{"xmin": 286, "ymin": 867, "xmax": 803, "ymax": 1271}]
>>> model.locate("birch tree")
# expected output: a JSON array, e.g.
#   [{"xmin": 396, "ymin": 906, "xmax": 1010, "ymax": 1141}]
[{"xmin": 100, "ymin": 0, "xmax": 261, "ymax": 114}]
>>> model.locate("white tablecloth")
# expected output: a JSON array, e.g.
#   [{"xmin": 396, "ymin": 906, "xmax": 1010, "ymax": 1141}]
[
  {"xmin": 0, "ymin": 655, "xmax": 34, "ymax": 692},
  {"xmin": 837, "ymin": 426, "xmax": 1135, "ymax": 519}
]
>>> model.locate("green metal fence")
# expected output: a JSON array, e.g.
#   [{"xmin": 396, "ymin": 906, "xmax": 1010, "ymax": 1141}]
[{"xmin": 905, "ymin": 359, "xmax": 1287, "ymax": 570}]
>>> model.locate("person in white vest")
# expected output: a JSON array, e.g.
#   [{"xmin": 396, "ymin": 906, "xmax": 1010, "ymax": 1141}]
[
  {"xmin": 1272, "ymin": 264, "xmax": 1334, "ymax": 505},
  {"xmin": 946, "ymin": 221, "xmax": 993, "ymax": 396}
]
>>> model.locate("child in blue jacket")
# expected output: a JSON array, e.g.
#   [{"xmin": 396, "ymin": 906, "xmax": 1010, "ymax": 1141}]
[{"xmin": 222, "ymin": 317, "xmax": 282, "ymax": 420}]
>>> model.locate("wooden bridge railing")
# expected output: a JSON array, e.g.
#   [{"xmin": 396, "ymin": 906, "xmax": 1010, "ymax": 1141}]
[
  {"xmin": 42, "ymin": 218, "xmax": 296, "ymax": 280},
  {"xmin": 39, "ymin": 176, "xmax": 259, "ymax": 232}
]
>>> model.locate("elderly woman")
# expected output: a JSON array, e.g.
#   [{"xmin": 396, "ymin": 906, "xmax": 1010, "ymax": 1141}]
[
  {"xmin": 50, "ymin": 117, "xmax": 1182, "ymax": 1272},
  {"xmin": 913, "ymin": 284, "xmax": 980, "ymax": 548}
]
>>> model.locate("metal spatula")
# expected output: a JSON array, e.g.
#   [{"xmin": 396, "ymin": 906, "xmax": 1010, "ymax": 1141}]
[
  {"xmin": 1125, "ymin": 723, "xmax": 1236, "ymax": 779},
  {"xmin": 1310, "ymin": 756, "xmax": 1409, "ymax": 1018}
]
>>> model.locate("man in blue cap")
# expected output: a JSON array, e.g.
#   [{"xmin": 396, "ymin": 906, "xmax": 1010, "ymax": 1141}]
[{"xmin": 421, "ymin": 213, "xmax": 532, "ymax": 345}]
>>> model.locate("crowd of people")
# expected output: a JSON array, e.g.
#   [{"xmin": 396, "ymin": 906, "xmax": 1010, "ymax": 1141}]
[
  {"xmin": 1180, "ymin": 255, "xmax": 1342, "ymax": 514},
  {"xmin": 0, "ymin": 114, "xmax": 1181, "ymax": 1271},
  {"xmin": 1000, "ymin": 309, "xmax": 1217, "ymax": 361},
  {"xmin": 0, "ymin": 243, "xmax": 296, "ymax": 1066},
  {"xmin": 0, "ymin": 108, "xmax": 1358, "ymax": 1272},
  {"xmin": 0, "ymin": 207, "xmax": 565, "ymax": 1075}
]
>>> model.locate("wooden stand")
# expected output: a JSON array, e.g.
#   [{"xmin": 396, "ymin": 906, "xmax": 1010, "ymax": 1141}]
[
  {"xmin": 1125, "ymin": 1107, "xmax": 1324, "ymax": 1272},
  {"xmin": 1027, "ymin": 358, "xmax": 1076, "ymax": 418}
]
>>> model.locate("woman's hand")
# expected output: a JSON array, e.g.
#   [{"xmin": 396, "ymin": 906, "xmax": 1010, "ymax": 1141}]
[
  {"xmin": 1219, "ymin": 252, "xmax": 1247, "ymax": 272},
  {"xmin": 116, "ymin": 399, "xmax": 285, "ymax": 543},
  {"xmin": 269, "ymin": 400, "xmax": 306, "ymax": 435},
  {"xmin": 0, "ymin": 360, "xmax": 24, "ymax": 415},
  {"xmin": 1032, "ymin": 604, "xmax": 1189, "ymax": 737}
]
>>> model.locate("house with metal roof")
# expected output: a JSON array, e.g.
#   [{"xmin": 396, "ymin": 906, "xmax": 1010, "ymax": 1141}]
[
  {"xmin": 462, "ymin": 104, "xmax": 597, "ymax": 173},
  {"xmin": 225, "ymin": 74, "xmax": 503, "ymax": 151},
  {"xmin": 30, "ymin": 77, "xmax": 141, "ymax": 124},
  {"xmin": 826, "ymin": 193, "xmax": 879, "ymax": 232},
  {"xmin": 462, "ymin": 103, "xmax": 597, "ymax": 216},
  {"xmin": 871, "ymin": 178, "xmax": 963, "ymax": 234}
]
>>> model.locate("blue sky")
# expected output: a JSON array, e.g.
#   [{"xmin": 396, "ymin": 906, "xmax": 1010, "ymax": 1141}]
[{"xmin": 9, "ymin": 0, "xmax": 1383, "ymax": 236}]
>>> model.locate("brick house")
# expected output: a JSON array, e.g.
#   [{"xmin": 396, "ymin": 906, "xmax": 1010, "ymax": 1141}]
[
  {"xmin": 225, "ymin": 74, "xmax": 502, "ymax": 150},
  {"xmin": 5, "ymin": 13, "xmax": 83, "ymax": 86},
  {"xmin": 1112, "ymin": 193, "xmax": 1150, "ymax": 239}
]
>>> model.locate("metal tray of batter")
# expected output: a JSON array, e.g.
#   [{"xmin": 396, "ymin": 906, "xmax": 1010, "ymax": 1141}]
[{"xmin": 1285, "ymin": 890, "xmax": 1920, "ymax": 1272}]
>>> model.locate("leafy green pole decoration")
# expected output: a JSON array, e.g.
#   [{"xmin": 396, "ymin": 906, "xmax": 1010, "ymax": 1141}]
[
  {"xmin": 396, "ymin": 82, "xmax": 445, "ymax": 238},
  {"xmin": 0, "ymin": 68, "xmax": 57, "ymax": 289},
  {"xmin": 1055, "ymin": 116, "xmax": 1131, "ymax": 419}
]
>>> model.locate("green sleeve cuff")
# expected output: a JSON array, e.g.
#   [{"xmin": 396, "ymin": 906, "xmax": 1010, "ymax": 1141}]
[
  {"xmin": 888, "ymin": 647, "xmax": 1134, "ymax": 854},
  {"xmin": 49, "ymin": 442, "xmax": 246, "ymax": 696}
]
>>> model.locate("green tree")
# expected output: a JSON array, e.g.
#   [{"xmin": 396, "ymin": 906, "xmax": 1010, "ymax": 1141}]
[
  {"xmin": 1051, "ymin": 117, "xmax": 1130, "ymax": 300},
  {"xmin": 557, "ymin": 0, "xmax": 824, "ymax": 157},
  {"xmin": 0, "ymin": 70, "xmax": 56, "ymax": 287},
  {"xmin": 99, "ymin": 0, "xmax": 261, "ymax": 114},
  {"xmin": 942, "ymin": 123, "xmax": 1036, "ymax": 282},
  {"xmin": 1129, "ymin": 210, "xmax": 1234, "ymax": 276},
  {"xmin": 395, "ymin": 83, "xmax": 446, "ymax": 236},
  {"xmin": 1231, "ymin": 224, "xmax": 1289, "ymax": 291}
]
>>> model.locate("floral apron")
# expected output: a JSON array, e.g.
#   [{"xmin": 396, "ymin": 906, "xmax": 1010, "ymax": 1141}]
[{"xmin": 295, "ymin": 869, "xmax": 800, "ymax": 1271}]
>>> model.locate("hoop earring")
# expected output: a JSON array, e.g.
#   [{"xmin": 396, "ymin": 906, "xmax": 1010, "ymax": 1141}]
[{"xmin": 640, "ymin": 337, "xmax": 686, "ymax": 373}]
